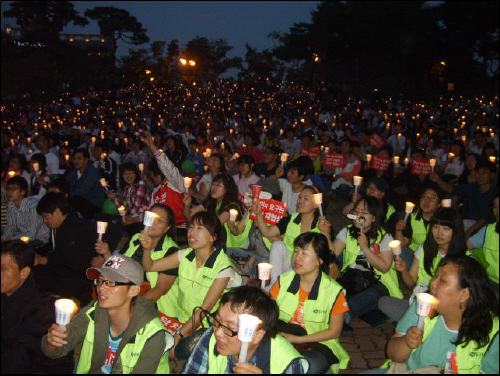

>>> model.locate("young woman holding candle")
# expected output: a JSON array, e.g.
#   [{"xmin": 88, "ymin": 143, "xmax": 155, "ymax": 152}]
[
  {"xmin": 270, "ymin": 232, "xmax": 350, "ymax": 373},
  {"xmin": 331, "ymin": 196, "xmax": 402, "ymax": 325},
  {"xmin": 191, "ymin": 153, "xmax": 226, "ymax": 203},
  {"xmin": 378, "ymin": 207, "xmax": 468, "ymax": 322},
  {"xmin": 141, "ymin": 211, "xmax": 241, "ymax": 359},
  {"xmin": 251, "ymin": 185, "xmax": 333, "ymax": 288},
  {"xmin": 384, "ymin": 255, "xmax": 498, "ymax": 374},
  {"xmin": 28, "ymin": 153, "xmax": 50, "ymax": 200}
]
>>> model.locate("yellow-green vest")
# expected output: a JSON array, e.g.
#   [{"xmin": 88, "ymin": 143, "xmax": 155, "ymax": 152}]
[
  {"xmin": 283, "ymin": 213, "xmax": 322, "ymax": 258},
  {"xmin": 416, "ymin": 246, "xmax": 441, "ymax": 287},
  {"xmin": 162, "ymin": 246, "xmax": 236, "ymax": 323},
  {"xmin": 409, "ymin": 212, "xmax": 429, "ymax": 251},
  {"xmin": 386, "ymin": 204, "xmax": 395, "ymax": 222},
  {"xmin": 343, "ymin": 227, "xmax": 403, "ymax": 298},
  {"xmin": 207, "ymin": 330, "xmax": 307, "ymax": 374},
  {"xmin": 482, "ymin": 223, "xmax": 499, "ymax": 284},
  {"xmin": 123, "ymin": 233, "xmax": 178, "ymax": 313},
  {"xmin": 225, "ymin": 212, "xmax": 274, "ymax": 250},
  {"xmin": 76, "ymin": 302, "xmax": 170, "ymax": 374},
  {"xmin": 275, "ymin": 271, "xmax": 350, "ymax": 373},
  {"xmin": 416, "ymin": 315, "xmax": 499, "ymax": 374}
]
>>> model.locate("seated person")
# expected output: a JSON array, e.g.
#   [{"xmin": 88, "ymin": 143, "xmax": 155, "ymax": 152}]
[
  {"xmin": 66, "ymin": 148, "xmax": 105, "ymax": 219},
  {"xmin": 1, "ymin": 240, "xmax": 73, "ymax": 374},
  {"xmin": 255, "ymin": 146, "xmax": 281, "ymax": 178},
  {"xmin": 93, "ymin": 141, "xmax": 119, "ymax": 192},
  {"xmin": 42, "ymin": 255, "xmax": 172, "ymax": 373},
  {"xmin": 34, "ymin": 192, "xmax": 99, "ymax": 306},
  {"xmin": 96, "ymin": 204, "xmax": 179, "ymax": 317},
  {"xmin": 182, "ymin": 285, "xmax": 309, "ymax": 374},
  {"xmin": 2, "ymin": 176, "xmax": 49, "ymax": 246},
  {"xmin": 385, "ymin": 255, "xmax": 498, "ymax": 374},
  {"xmin": 271, "ymin": 232, "xmax": 350, "ymax": 373},
  {"xmin": 233, "ymin": 155, "xmax": 260, "ymax": 197}
]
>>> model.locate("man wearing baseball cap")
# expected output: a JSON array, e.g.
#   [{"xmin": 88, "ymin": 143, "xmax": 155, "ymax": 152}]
[{"xmin": 42, "ymin": 255, "xmax": 173, "ymax": 373}]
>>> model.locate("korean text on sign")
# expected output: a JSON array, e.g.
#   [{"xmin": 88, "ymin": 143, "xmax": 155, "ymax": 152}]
[
  {"xmin": 250, "ymin": 199, "xmax": 288, "ymax": 225},
  {"xmin": 371, "ymin": 155, "xmax": 392, "ymax": 172},
  {"xmin": 322, "ymin": 153, "xmax": 344, "ymax": 168},
  {"xmin": 368, "ymin": 133, "xmax": 387, "ymax": 150},
  {"xmin": 411, "ymin": 159, "xmax": 432, "ymax": 175}
]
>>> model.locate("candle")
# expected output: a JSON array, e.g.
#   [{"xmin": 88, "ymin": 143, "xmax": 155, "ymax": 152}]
[
  {"xmin": 448, "ymin": 152, "xmax": 455, "ymax": 160},
  {"xmin": 258, "ymin": 263, "xmax": 273, "ymax": 289},
  {"xmin": 489, "ymin": 156, "xmax": 496, "ymax": 164},
  {"xmin": 117, "ymin": 206, "xmax": 126, "ymax": 217},
  {"xmin": 461, "ymin": 135, "xmax": 466, "ymax": 142},
  {"xmin": 429, "ymin": 158, "xmax": 436, "ymax": 172},
  {"xmin": 404, "ymin": 157, "xmax": 409, "ymax": 167},
  {"xmin": 366, "ymin": 154, "xmax": 372, "ymax": 162},
  {"xmin": 96, "ymin": 221, "xmax": 108, "ymax": 241},
  {"xmin": 205, "ymin": 148, "xmax": 212, "ymax": 157},
  {"xmin": 65, "ymin": 154, "xmax": 70, "ymax": 161},
  {"xmin": 393, "ymin": 156, "xmax": 400, "ymax": 165},
  {"xmin": 229, "ymin": 209, "xmax": 239, "ymax": 222},
  {"xmin": 280, "ymin": 153, "xmax": 288, "ymax": 166},
  {"xmin": 183, "ymin": 177, "xmax": 192, "ymax": 188},
  {"xmin": 237, "ymin": 314, "xmax": 261, "ymax": 363},
  {"xmin": 416, "ymin": 293, "xmax": 439, "ymax": 330},
  {"xmin": 138, "ymin": 163, "xmax": 144, "ymax": 172},
  {"xmin": 20, "ymin": 236, "xmax": 30, "ymax": 243},
  {"xmin": 33, "ymin": 162, "xmax": 40, "ymax": 173},
  {"xmin": 353, "ymin": 176, "xmax": 363, "ymax": 194},
  {"xmin": 312, "ymin": 193, "xmax": 324, "ymax": 216},
  {"xmin": 441, "ymin": 199, "xmax": 452, "ymax": 208},
  {"xmin": 143, "ymin": 211, "xmax": 159, "ymax": 233},
  {"xmin": 100, "ymin": 178, "xmax": 107, "ymax": 188},
  {"xmin": 8, "ymin": 171, "xmax": 16, "ymax": 178},
  {"xmin": 404, "ymin": 202, "xmax": 415, "ymax": 221},
  {"xmin": 55, "ymin": 298, "xmax": 77, "ymax": 331},
  {"xmin": 389, "ymin": 240, "xmax": 402, "ymax": 258}
]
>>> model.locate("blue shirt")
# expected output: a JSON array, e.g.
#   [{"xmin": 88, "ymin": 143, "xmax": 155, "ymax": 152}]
[{"xmin": 451, "ymin": 183, "xmax": 496, "ymax": 223}]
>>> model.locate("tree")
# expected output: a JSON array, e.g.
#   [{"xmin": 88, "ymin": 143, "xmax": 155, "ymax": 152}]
[
  {"xmin": 3, "ymin": 1, "xmax": 88, "ymax": 45},
  {"xmin": 118, "ymin": 48, "xmax": 152, "ymax": 85},
  {"xmin": 151, "ymin": 41, "xmax": 166, "ymax": 64},
  {"xmin": 240, "ymin": 44, "xmax": 283, "ymax": 79},
  {"xmin": 85, "ymin": 6, "xmax": 149, "ymax": 67}
]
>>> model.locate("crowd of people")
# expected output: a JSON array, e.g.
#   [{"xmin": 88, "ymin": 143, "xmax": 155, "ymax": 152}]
[{"xmin": 1, "ymin": 78, "xmax": 499, "ymax": 374}]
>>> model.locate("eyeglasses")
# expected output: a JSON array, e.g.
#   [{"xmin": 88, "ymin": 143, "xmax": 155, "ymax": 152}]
[
  {"xmin": 197, "ymin": 308, "xmax": 238, "ymax": 337},
  {"xmin": 421, "ymin": 195, "xmax": 439, "ymax": 203},
  {"xmin": 93, "ymin": 279, "xmax": 135, "ymax": 287}
]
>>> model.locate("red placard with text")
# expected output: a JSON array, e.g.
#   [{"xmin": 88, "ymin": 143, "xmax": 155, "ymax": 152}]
[
  {"xmin": 368, "ymin": 133, "xmax": 387, "ymax": 150},
  {"xmin": 301, "ymin": 146, "xmax": 321, "ymax": 161},
  {"xmin": 411, "ymin": 159, "xmax": 432, "ymax": 175},
  {"xmin": 370, "ymin": 155, "xmax": 391, "ymax": 172},
  {"xmin": 250, "ymin": 199, "xmax": 287, "ymax": 225},
  {"xmin": 322, "ymin": 153, "xmax": 344, "ymax": 168}
]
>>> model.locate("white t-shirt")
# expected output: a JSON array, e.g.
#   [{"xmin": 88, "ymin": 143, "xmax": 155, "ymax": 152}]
[
  {"xmin": 44, "ymin": 151, "xmax": 59, "ymax": 175},
  {"xmin": 280, "ymin": 138, "xmax": 301, "ymax": 157}
]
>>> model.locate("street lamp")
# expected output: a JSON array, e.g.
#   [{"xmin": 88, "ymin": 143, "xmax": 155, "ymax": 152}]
[{"xmin": 179, "ymin": 58, "xmax": 196, "ymax": 83}]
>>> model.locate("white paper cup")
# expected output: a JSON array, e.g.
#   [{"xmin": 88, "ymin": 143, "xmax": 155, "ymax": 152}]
[
  {"xmin": 229, "ymin": 209, "xmax": 238, "ymax": 221},
  {"xmin": 237, "ymin": 314, "xmax": 261, "ymax": 343},
  {"xmin": 258, "ymin": 263, "xmax": 272, "ymax": 281},
  {"xmin": 429, "ymin": 158, "xmax": 436, "ymax": 167},
  {"xmin": 405, "ymin": 202, "xmax": 415, "ymax": 214},
  {"xmin": 55, "ymin": 299, "xmax": 77, "ymax": 328},
  {"xmin": 97, "ymin": 221, "xmax": 108, "ymax": 234},
  {"xmin": 205, "ymin": 148, "xmax": 212, "ymax": 157},
  {"xmin": 353, "ymin": 176, "xmax": 363, "ymax": 186},
  {"xmin": 441, "ymin": 199, "xmax": 452, "ymax": 208},
  {"xmin": 183, "ymin": 177, "xmax": 192, "ymax": 188},
  {"xmin": 389, "ymin": 240, "xmax": 402, "ymax": 256},
  {"xmin": 416, "ymin": 293, "xmax": 436, "ymax": 317},
  {"xmin": 393, "ymin": 156, "xmax": 400, "ymax": 165},
  {"xmin": 143, "ymin": 211, "xmax": 159, "ymax": 227},
  {"xmin": 118, "ymin": 206, "xmax": 126, "ymax": 216},
  {"xmin": 366, "ymin": 154, "xmax": 372, "ymax": 162},
  {"xmin": 280, "ymin": 153, "xmax": 289, "ymax": 165}
]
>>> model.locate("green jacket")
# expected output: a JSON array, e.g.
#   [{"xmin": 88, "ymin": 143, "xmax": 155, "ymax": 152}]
[
  {"xmin": 482, "ymin": 222, "xmax": 499, "ymax": 284},
  {"xmin": 275, "ymin": 271, "xmax": 350, "ymax": 373},
  {"xmin": 409, "ymin": 211, "xmax": 429, "ymax": 251},
  {"xmin": 41, "ymin": 296, "xmax": 172, "ymax": 374}
]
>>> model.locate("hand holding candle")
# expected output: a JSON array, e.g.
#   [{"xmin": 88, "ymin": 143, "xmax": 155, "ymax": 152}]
[
  {"xmin": 229, "ymin": 209, "xmax": 239, "ymax": 222},
  {"xmin": 238, "ymin": 314, "xmax": 261, "ymax": 363},
  {"xmin": 55, "ymin": 299, "xmax": 77, "ymax": 331},
  {"xmin": 143, "ymin": 211, "xmax": 159, "ymax": 233},
  {"xmin": 96, "ymin": 221, "xmax": 108, "ymax": 241},
  {"xmin": 280, "ymin": 153, "xmax": 288, "ymax": 166},
  {"xmin": 404, "ymin": 202, "xmax": 415, "ymax": 221},
  {"xmin": 416, "ymin": 293, "xmax": 439, "ymax": 330}
]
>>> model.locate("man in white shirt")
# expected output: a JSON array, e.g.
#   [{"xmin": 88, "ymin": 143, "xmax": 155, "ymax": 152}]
[
  {"xmin": 35, "ymin": 134, "xmax": 59, "ymax": 178},
  {"xmin": 279, "ymin": 128, "xmax": 301, "ymax": 157}
]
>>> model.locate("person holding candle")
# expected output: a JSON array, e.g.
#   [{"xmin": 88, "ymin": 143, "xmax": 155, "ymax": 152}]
[
  {"xmin": 330, "ymin": 138, "xmax": 362, "ymax": 200},
  {"xmin": 27, "ymin": 153, "xmax": 51, "ymax": 200},
  {"xmin": 93, "ymin": 141, "xmax": 119, "ymax": 193},
  {"xmin": 331, "ymin": 196, "xmax": 402, "ymax": 326},
  {"xmin": 379, "ymin": 207, "xmax": 468, "ymax": 322},
  {"xmin": 233, "ymin": 154, "xmax": 260, "ymax": 197},
  {"xmin": 255, "ymin": 145, "xmax": 281, "ymax": 178},
  {"xmin": 108, "ymin": 162, "xmax": 150, "ymax": 236},
  {"xmin": 42, "ymin": 255, "xmax": 172, "ymax": 373},
  {"xmin": 35, "ymin": 134, "xmax": 59, "ymax": 179},
  {"xmin": 123, "ymin": 138, "xmax": 148, "ymax": 167},
  {"xmin": 141, "ymin": 211, "xmax": 241, "ymax": 360},
  {"xmin": 182, "ymin": 285, "xmax": 308, "ymax": 374},
  {"xmin": 270, "ymin": 232, "xmax": 350, "ymax": 373},
  {"xmin": 192, "ymin": 153, "xmax": 226, "ymax": 203},
  {"xmin": 237, "ymin": 131, "xmax": 264, "ymax": 164},
  {"xmin": 1, "ymin": 240, "xmax": 74, "ymax": 374},
  {"xmin": 384, "ymin": 255, "xmax": 498, "ymax": 374},
  {"xmin": 251, "ymin": 185, "xmax": 333, "ymax": 288},
  {"xmin": 7, "ymin": 153, "xmax": 30, "ymax": 182},
  {"xmin": 441, "ymin": 140, "xmax": 466, "ymax": 182}
]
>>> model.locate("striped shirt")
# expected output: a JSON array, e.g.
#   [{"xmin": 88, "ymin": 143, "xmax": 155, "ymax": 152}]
[{"xmin": 1, "ymin": 197, "xmax": 50, "ymax": 243}]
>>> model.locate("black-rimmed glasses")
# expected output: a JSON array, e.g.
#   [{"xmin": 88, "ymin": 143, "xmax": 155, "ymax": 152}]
[
  {"xmin": 195, "ymin": 307, "xmax": 239, "ymax": 337},
  {"xmin": 93, "ymin": 279, "xmax": 135, "ymax": 287}
]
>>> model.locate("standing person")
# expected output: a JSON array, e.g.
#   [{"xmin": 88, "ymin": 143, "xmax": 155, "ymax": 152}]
[
  {"xmin": 41, "ymin": 255, "xmax": 173, "ymax": 373},
  {"xmin": 1, "ymin": 176, "xmax": 49, "ymax": 246},
  {"xmin": 182, "ymin": 285, "xmax": 308, "ymax": 374},
  {"xmin": 331, "ymin": 196, "xmax": 402, "ymax": 326},
  {"xmin": 107, "ymin": 162, "xmax": 150, "ymax": 236},
  {"xmin": 271, "ymin": 232, "xmax": 350, "ymax": 373},
  {"xmin": 385, "ymin": 256, "xmax": 498, "ymax": 374},
  {"xmin": 1, "ymin": 240, "xmax": 74, "ymax": 374},
  {"xmin": 66, "ymin": 148, "xmax": 105, "ymax": 219},
  {"xmin": 34, "ymin": 192, "xmax": 99, "ymax": 306},
  {"xmin": 141, "ymin": 211, "xmax": 241, "ymax": 359},
  {"xmin": 379, "ymin": 208, "xmax": 468, "ymax": 322}
]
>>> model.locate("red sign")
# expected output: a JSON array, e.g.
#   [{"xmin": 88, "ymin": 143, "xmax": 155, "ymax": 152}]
[
  {"xmin": 250, "ymin": 199, "xmax": 287, "ymax": 225},
  {"xmin": 158, "ymin": 312, "xmax": 184, "ymax": 334},
  {"xmin": 411, "ymin": 159, "xmax": 432, "ymax": 175},
  {"xmin": 301, "ymin": 146, "xmax": 321, "ymax": 161},
  {"xmin": 368, "ymin": 133, "xmax": 387, "ymax": 150},
  {"xmin": 322, "ymin": 153, "xmax": 344, "ymax": 168},
  {"xmin": 370, "ymin": 155, "xmax": 391, "ymax": 172}
]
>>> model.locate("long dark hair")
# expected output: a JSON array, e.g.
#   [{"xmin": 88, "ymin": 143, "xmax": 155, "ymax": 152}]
[
  {"xmin": 349, "ymin": 196, "xmax": 386, "ymax": 242},
  {"xmin": 206, "ymin": 173, "xmax": 242, "ymax": 218},
  {"xmin": 294, "ymin": 232, "xmax": 331, "ymax": 274},
  {"xmin": 438, "ymin": 256, "xmax": 499, "ymax": 349},
  {"xmin": 187, "ymin": 211, "xmax": 224, "ymax": 250},
  {"xmin": 423, "ymin": 208, "xmax": 467, "ymax": 277},
  {"xmin": 119, "ymin": 162, "xmax": 140, "ymax": 191}
]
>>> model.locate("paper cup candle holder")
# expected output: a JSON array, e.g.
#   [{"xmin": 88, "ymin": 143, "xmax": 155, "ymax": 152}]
[
  {"xmin": 280, "ymin": 153, "xmax": 288, "ymax": 166},
  {"xmin": 389, "ymin": 240, "xmax": 402, "ymax": 259},
  {"xmin": 143, "ymin": 211, "xmax": 159, "ymax": 233},
  {"xmin": 404, "ymin": 202, "xmax": 415, "ymax": 222},
  {"xmin": 416, "ymin": 293, "xmax": 439, "ymax": 330},
  {"xmin": 55, "ymin": 299, "xmax": 77, "ymax": 331},
  {"xmin": 96, "ymin": 221, "xmax": 108, "ymax": 241},
  {"xmin": 183, "ymin": 177, "xmax": 192, "ymax": 189},
  {"xmin": 229, "ymin": 209, "xmax": 239, "ymax": 222},
  {"xmin": 238, "ymin": 314, "xmax": 261, "ymax": 363},
  {"xmin": 258, "ymin": 263, "xmax": 273, "ymax": 289},
  {"xmin": 312, "ymin": 193, "xmax": 324, "ymax": 216},
  {"xmin": 353, "ymin": 176, "xmax": 363, "ymax": 194}
]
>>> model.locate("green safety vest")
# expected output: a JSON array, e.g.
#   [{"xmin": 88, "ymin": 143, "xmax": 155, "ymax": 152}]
[
  {"xmin": 386, "ymin": 204, "xmax": 395, "ymax": 222},
  {"xmin": 409, "ymin": 212, "xmax": 429, "ymax": 251},
  {"xmin": 416, "ymin": 247, "xmax": 441, "ymax": 288},
  {"xmin": 276, "ymin": 271, "xmax": 350, "ymax": 373},
  {"xmin": 482, "ymin": 223, "xmax": 499, "ymax": 284},
  {"xmin": 76, "ymin": 302, "xmax": 170, "ymax": 374},
  {"xmin": 225, "ymin": 211, "xmax": 274, "ymax": 251},
  {"xmin": 207, "ymin": 330, "xmax": 307, "ymax": 374},
  {"xmin": 381, "ymin": 315, "xmax": 499, "ymax": 373},
  {"xmin": 283, "ymin": 213, "xmax": 322, "ymax": 259},
  {"xmin": 123, "ymin": 233, "xmax": 178, "ymax": 314},
  {"xmin": 342, "ymin": 227, "xmax": 403, "ymax": 298},
  {"xmin": 161, "ymin": 246, "xmax": 237, "ymax": 323},
  {"xmin": 416, "ymin": 315, "xmax": 499, "ymax": 374}
]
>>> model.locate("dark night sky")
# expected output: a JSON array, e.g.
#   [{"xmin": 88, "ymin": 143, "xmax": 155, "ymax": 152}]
[{"xmin": 2, "ymin": 1, "xmax": 320, "ymax": 75}]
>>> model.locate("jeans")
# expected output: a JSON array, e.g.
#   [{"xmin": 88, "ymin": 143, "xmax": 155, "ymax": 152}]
[
  {"xmin": 400, "ymin": 247, "xmax": 414, "ymax": 271},
  {"xmin": 302, "ymin": 350, "xmax": 331, "ymax": 374},
  {"xmin": 345, "ymin": 282, "xmax": 389, "ymax": 325}
]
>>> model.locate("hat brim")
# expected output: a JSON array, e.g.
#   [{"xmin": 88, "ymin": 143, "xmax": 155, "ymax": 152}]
[{"xmin": 86, "ymin": 267, "xmax": 139, "ymax": 285}]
